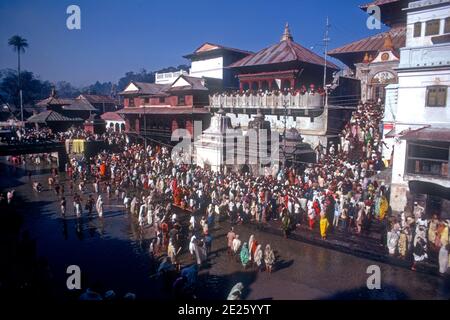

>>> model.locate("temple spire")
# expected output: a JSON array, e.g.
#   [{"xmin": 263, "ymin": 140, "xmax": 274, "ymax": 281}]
[
  {"xmin": 382, "ymin": 34, "xmax": 394, "ymax": 51},
  {"xmin": 281, "ymin": 22, "xmax": 294, "ymax": 42},
  {"xmin": 363, "ymin": 52, "xmax": 370, "ymax": 64}
]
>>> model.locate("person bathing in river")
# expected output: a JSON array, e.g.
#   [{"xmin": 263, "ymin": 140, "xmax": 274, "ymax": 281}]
[{"xmin": 96, "ymin": 195, "xmax": 104, "ymax": 218}]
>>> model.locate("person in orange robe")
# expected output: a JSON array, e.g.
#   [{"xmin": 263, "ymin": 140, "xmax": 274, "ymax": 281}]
[{"xmin": 100, "ymin": 163, "xmax": 106, "ymax": 177}]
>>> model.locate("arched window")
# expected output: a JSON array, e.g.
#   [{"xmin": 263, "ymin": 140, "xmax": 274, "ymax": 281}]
[
  {"xmin": 281, "ymin": 79, "xmax": 291, "ymax": 90},
  {"xmin": 261, "ymin": 80, "xmax": 269, "ymax": 91},
  {"xmin": 271, "ymin": 80, "xmax": 279, "ymax": 91},
  {"xmin": 371, "ymin": 71, "xmax": 396, "ymax": 103}
]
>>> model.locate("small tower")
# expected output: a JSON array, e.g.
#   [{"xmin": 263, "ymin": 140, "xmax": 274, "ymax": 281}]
[
  {"xmin": 382, "ymin": 34, "xmax": 394, "ymax": 51},
  {"xmin": 363, "ymin": 52, "xmax": 371, "ymax": 64}
]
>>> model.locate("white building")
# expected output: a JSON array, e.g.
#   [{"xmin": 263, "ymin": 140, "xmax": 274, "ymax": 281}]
[
  {"xmin": 155, "ymin": 70, "xmax": 189, "ymax": 85},
  {"xmin": 101, "ymin": 111, "xmax": 125, "ymax": 132},
  {"xmin": 389, "ymin": 0, "xmax": 450, "ymax": 217},
  {"xmin": 183, "ymin": 43, "xmax": 252, "ymax": 89}
]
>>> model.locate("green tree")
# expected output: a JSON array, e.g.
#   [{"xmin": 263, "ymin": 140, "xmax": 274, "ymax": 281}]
[
  {"xmin": 0, "ymin": 69, "xmax": 52, "ymax": 116},
  {"xmin": 117, "ymin": 69, "xmax": 156, "ymax": 91},
  {"xmin": 55, "ymin": 81, "xmax": 81, "ymax": 98},
  {"xmin": 8, "ymin": 35, "xmax": 28, "ymax": 122}
]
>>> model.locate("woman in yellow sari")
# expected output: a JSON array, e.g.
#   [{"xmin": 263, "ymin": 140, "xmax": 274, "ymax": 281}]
[
  {"xmin": 378, "ymin": 196, "xmax": 389, "ymax": 221},
  {"xmin": 320, "ymin": 212, "xmax": 330, "ymax": 240}
]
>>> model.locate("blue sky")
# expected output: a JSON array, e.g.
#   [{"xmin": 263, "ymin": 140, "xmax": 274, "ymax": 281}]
[{"xmin": 0, "ymin": 0, "xmax": 386, "ymax": 86}]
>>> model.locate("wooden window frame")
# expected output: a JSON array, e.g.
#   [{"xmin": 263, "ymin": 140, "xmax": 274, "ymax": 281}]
[
  {"xmin": 426, "ymin": 86, "xmax": 447, "ymax": 107},
  {"xmin": 425, "ymin": 19, "xmax": 440, "ymax": 36},
  {"xmin": 414, "ymin": 22, "xmax": 422, "ymax": 38},
  {"xmin": 444, "ymin": 17, "xmax": 450, "ymax": 34}
]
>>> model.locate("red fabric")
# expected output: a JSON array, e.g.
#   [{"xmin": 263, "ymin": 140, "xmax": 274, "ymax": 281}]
[
  {"xmin": 100, "ymin": 163, "xmax": 106, "ymax": 177},
  {"xmin": 309, "ymin": 218, "xmax": 315, "ymax": 229}
]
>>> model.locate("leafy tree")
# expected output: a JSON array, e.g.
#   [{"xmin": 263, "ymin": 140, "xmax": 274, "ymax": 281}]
[
  {"xmin": 117, "ymin": 69, "xmax": 156, "ymax": 91},
  {"xmin": 55, "ymin": 81, "xmax": 81, "ymax": 98},
  {"xmin": 0, "ymin": 69, "xmax": 52, "ymax": 112},
  {"xmin": 81, "ymin": 81, "xmax": 113, "ymax": 96}
]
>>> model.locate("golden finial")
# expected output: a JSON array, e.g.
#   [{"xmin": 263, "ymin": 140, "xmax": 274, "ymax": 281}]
[{"xmin": 281, "ymin": 22, "xmax": 294, "ymax": 42}]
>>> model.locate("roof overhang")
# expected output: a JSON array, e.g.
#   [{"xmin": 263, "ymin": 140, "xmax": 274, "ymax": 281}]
[
  {"xmin": 409, "ymin": 180, "xmax": 450, "ymax": 201},
  {"xmin": 400, "ymin": 127, "xmax": 450, "ymax": 142}
]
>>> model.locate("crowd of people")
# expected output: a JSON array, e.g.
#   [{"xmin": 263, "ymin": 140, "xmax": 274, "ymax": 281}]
[
  {"xmin": 37, "ymin": 101, "xmax": 447, "ymax": 277},
  {"xmin": 1, "ymin": 127, "xmax": 127, "ymax": 145},
  {"xmin": 211, "ymin": 83, "xmax": 327, "ymax": 97},
  {"xmin": 387, "ymin": 205, "xmax": 449, "ymax": 274},
  {"xmin": 3, "ymin": 99, "xmax": 448, "ymax": 300},
  {"xmin": 226, "ymin": 227, "xmax": 276, "ymax": 273}
]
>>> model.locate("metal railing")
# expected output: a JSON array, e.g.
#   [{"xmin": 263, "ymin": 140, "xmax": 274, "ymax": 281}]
[{"xmin": 209, "ymin": 91, "xmax": 325, "ymax": 109}]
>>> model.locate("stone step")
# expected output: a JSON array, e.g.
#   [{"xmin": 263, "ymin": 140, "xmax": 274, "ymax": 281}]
[{"xmin": 245, "ymin": 221, "xmax": 444, "ymax": 277}]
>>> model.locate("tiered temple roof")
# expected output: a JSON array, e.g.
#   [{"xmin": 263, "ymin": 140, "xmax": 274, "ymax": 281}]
[
  {"xmin": 27, "ymin": 110, "xmax": 83, "ymax": 123},
  {"xmin": 229, "ymin": 23, "xmax": 339, "ymax": 71},
  {"xmin": 328, "ymin": 0, "xmax": 408, "ymax": 68},
  {"xmin": 328, "ymin": 27, "xmax": 406, "ymax": 67}
]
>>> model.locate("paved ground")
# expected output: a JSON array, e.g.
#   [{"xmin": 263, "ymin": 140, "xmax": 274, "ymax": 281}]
[{"xmin": 1, "ymin": 158, "xmax": 449, "ymax": 300}]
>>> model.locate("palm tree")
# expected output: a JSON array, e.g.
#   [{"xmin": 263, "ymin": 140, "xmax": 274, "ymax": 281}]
[{"xmin": 8, "ymin": 35, "xmax": 28, "ymax": 122}]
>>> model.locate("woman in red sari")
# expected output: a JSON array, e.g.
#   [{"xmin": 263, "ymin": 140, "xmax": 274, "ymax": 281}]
[{"xmin": 173, "ymin": 186, "xmax": 182, "ymax": 206}]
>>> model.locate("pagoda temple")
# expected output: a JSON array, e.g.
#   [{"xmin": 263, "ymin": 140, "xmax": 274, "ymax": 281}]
[
  {"xmin": 229, "ymin": 23, "xmax": 339, "ymax": 91},
  {"xmin": 29, "ymin": 89, "xmax": 118, "ymax": 132},
  {"xmin": 208, "ymin": 23, "xmax": 360, "ymax": 153}
]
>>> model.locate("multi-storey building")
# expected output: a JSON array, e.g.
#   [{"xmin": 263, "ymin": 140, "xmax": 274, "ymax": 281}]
[{"xmin": 388, "ymin": 0, "xmax": 450, "ymax": 218}]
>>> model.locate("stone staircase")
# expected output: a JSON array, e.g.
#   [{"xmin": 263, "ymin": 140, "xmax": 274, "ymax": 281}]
[{"xmin": 246, "ymin": 217, "xmax": 442, "ymax": 276}]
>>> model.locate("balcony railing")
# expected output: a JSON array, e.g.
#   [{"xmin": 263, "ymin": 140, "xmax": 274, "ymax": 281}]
[{"xmin": 209, "ymin": 91, "xmax": 325, "ymax": 109}]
